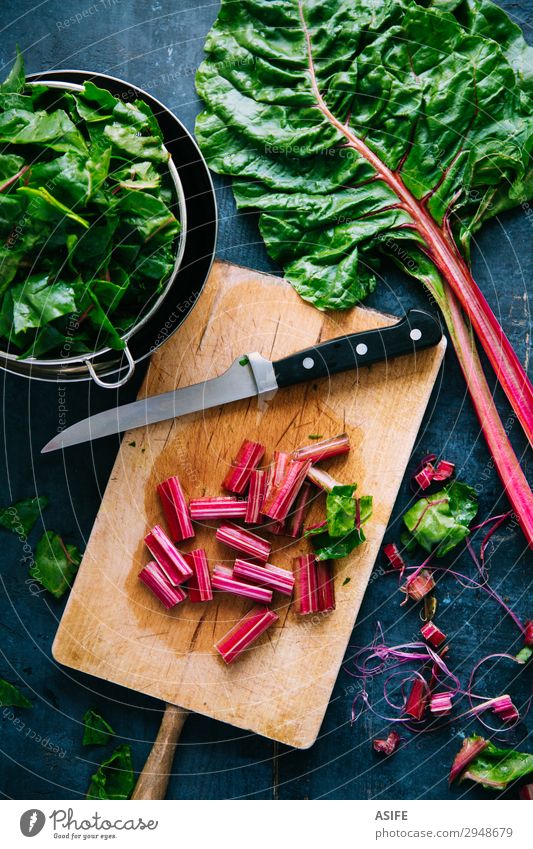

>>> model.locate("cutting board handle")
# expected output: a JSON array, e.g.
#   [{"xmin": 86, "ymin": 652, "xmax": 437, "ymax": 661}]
[{"xmin": 131, "ymin": 704, "xmax": 189, "ymax": 799}]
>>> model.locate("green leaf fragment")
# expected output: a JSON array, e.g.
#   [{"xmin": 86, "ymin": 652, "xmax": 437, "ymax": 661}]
[
  {"xmin": 402, "ymin": 481, "xmax": 478, "ymax": 556},
  {"xmin": 82, "ymin": 709, "xmax": 115, "ymax": 746},
  {"xmin": 0, "ymin": 495, "xmax": 48, "ymax": 536},
  {"xmin": 0, "ymin": 679, "xmax": 32, "ymax": 708},
  {"xmin": 461, "ymin": 738, "xmax": 533, "ymax": 790},
  {"xmin": 30, "ymin": 531, "xmax": 82, "ymax": 599},
  {"xmin": 86, "ymin": 744, "xmax": 135, "ymax": 800}
]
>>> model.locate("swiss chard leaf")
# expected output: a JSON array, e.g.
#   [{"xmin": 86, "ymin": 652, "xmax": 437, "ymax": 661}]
[
  {"xmin": 0, "ymin": 495, "xmax": 48, "ymax": 536},
  {"xmin": 196, "ymin": 0, "xmax": 532, "ymax": 311},
  {"xmin": 461, "ymin": 738, "xmax": 533, "ymax": 790},
  {"xmin": 86, "ymin": 744, "xmax": 135, "ymax": 800},
  {"xmin": 10, "ymin": 276, "xmax": 77, "ymax": 334},
  {"xmin": 402, "ymin": 481, "xmax": 478, "ymax": 556},
  {"xmin": 30, "ymin": 531, "xmax": 82, "ymax": 599},
  {"xmin": 82, "ymin": 709, "xmax": 115, "ymax": 746},
  {"xmin": 306, "ymin": 494, "xmax": 373, "ymax": 560},
  {"xmin": 0, "ymin": 48, "xmax": 24, "ymax": 94},
  {"xmin": 0, "ymin": 679, "xmax": 32, "ymax": 708},
  {"xmin": 327, "ymin": 485, "xmax": 357, "ymax": 537}
]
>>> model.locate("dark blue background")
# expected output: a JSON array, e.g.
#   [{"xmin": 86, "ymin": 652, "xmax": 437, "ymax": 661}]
[{"xmin": 0, "ymin": 0, "xmax": 531, "ymax": 800}]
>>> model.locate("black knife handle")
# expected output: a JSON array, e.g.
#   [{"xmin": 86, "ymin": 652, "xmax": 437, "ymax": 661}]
[{"xmin": 273, "ymin": 309, "xmax": 442, "ymax": 389}]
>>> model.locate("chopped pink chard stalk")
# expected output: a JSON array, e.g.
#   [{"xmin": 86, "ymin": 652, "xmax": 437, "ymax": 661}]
[
  {"xmin": 269, "ymin": 519, "xmax": 287, "ymax": 535},
  {"xmin": 433, "ymin": 460, "xmax": 455, "ymax": 482},
  {"xmin": 185, "ymin": 549, "xmax": 213, "ymax": 603},
  {"xmin": 420, "ymin": 621, "xmax": 447, "ymax": 648},
  {"xmin": 414, "ymin": 463, "xmax": 435, "ymax": 490},
  {"xmin": 189, "ymin": 497, "xmax": 248, "ymax": 520},
  {"xmin": 262, "ymin": 458, "xmax": 311, "ymax": 522},
  {"xmin": 144, "ymin": 525, "xmax": 193, "ymax": 585},
  {"xmin": 383, "ymin": 542, "xmax": 406, "ymax": 571},
  {"xmin": 285, "ymin": 481, "xmax": 314, "ymax": 538},
  {"xmin": 245, "ymin": 469, "xmax": 266, "ymax": 524},
  {"xmin": 306, "ymin": 465, "xmax": 342, "ymax": 492},
  {"xmin": 233, "ymin": 559, "xmax": 295, "ymax": 597},
  {"xmin": 138, "ymin": 561, "xmax": 187, "ymax": 608},
  {"xmin": 222, "ymin": 439, "xmax": 265, "ymax": 494},
  {"xmin": 413, "ymin": 459, "xmax": 455, "ymax": 490},
  {"xmin": 491, "ymin": 694, "xmax": 519, "ymax": 724},
  {"xmin": 519, "ymin": 784, "xmax": 533, "ymax": 800},
  {"xmin": 292, "ymin": 433, "xmax": 350, "ymax": 464},
  {"xmin": 215, "ymin": 605, "xmax": 278, "ymax": 664},
  {"xmin": 449, "ymin": 737, "xmax": 489, "ymax": 784},
  {"xmin": 403, "ymin": 677, "xmax": 429, "ymax": 721},
  {"xmin": 401, "ymin": 569, "xmax": 435, "ymax": 603},
  {"xmin": 525, "ymin": 621, "xmax": 533, "ymax": 647},
  {"xmin": 430, "ymin": 692, "xmax": 453, "ymax": 716},
  {"xmin": 294, "ymin": 554, "xmax": 319, "ymax": 615},
  {"xmin": 373, "ymin": 730, "xmax": 401, "ymax": 756},
  {"xmin": 157, "ymin": 476, "xmax": 194, "ymax": 541},
  {"xmin": 215, "ymin": 522, "xmax": 271, "ymax": 562},
  {"xmin": 211, "ymin": 568, "xmax": 273, "ymax": 603},
  {"xmin": 316, "ymin": 560, "xmax": 335, "ymax": 612}
]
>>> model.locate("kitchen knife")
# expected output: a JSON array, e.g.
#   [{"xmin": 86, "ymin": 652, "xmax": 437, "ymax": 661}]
[{"xmin": 42, "ymin": 309, "xmax": 442, "ymax": 453}]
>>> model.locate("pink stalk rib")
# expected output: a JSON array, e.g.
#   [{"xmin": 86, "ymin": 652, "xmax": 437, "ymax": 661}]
[
  {"xmin": 316, "ymin": 560, "xmax": 335, "ymax": 612},
  {"xmin": 285, "ymin": 480, "xmax": 314, "ymax": 538},
  {"xmin": 262, "ymin": 458, "xmax": 311, "ymax": 522},
  {"xmin": 401, "ymin": 569, "xmax": 435, "ymax": 602},
  {"xmin": 491, "ymin": 694, "xmax": 519, "ymax": 724},
  {"xmin": 138, "ymin": 561, "xmax": 187, "ymax": 608},
  {"xmin": 293, "ymin": 433, "xmax": 350, "ymax": 463},
  {"xmin": 144, "ymin": 525, "xmax": 193, "ymax": 585},
  {"xmin": 404, "ymin": 677, "xmax": 429, "ymax": 720},
  {"xmin": 295, "ymin": 554, "xmax": 319, "ymax": 615},
  {"xmin": 383, "ymin": 542, "xmax": 406, "ymax": 571},
  {"xmin": 245, "ymin": 469, "xmax": 266, "ymax": 524},
  {"xmin": 215, "ymin": 605, "xmax": 278, "ymax": 664},
  {"xmin": 433, "ymin": 460, "xmax": 455, "ymax": 482},
  {"xmin": 216, "ymin": 522, "xmax": 271, "ymax": 562},
  {"xmin": 430, "ymin": 692, "xmax": 453, "ymax": 716},
  {"xmin": 449, "ymin": 737, "xmax": 489, "ymax": 784},
  {"xmin": 211, "ymin": 569, "xmax": 273, "ymax": 603},
  {"xmin": 298, "ymin": 0, "xmax": 533, "ymax": 546},
  {"xmin": 519, "ymin": 784, "xmax": 533, "ymax": 800},
  {"xmin": 415, "ymin": 464, "xmax": 435, "ymax": 490},
  {"xmin": 222, "ymin": 440, "xmax": 265, "ymax": 494},
  {"xmin": 306, "ymin": 465, "xmax": 341, "ymax": 492},
  {"xmin": 525, "ymin": 621, "xmax": 533, "ymax": 647},
  {"xmin": 157, "ymin": 476, "xmax": 194, "ymax": 542},
  {"xmin": 233, "ymin": 558, "xmax": 295, "ymax": 597},
  {"xmin": 185, "ymin": 549, "xmax": 213, "ymax": 603},
  {"xmin": 189, "ymin": 497, "xmax": 248, "ymax": 520},
  {"xmin": 420, "ymin": 621, "xmax": 447, "ymax": 648},
  {"xmin": 263, "ymin": 452, "xmax": 291, "ymax": 505},
  {"xmin": 373, "ymin": 731, "xmax": 401, "ymax": 755}
]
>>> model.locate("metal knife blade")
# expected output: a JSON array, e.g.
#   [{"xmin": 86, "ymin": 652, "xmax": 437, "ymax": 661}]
[{"xmin": 41, "ymin": 353, "xmax": 278, "ymax": 453}]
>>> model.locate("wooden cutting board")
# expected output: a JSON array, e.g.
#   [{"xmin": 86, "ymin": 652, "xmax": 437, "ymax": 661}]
[{"xmin": 53, "ymin": 260, "xmax": 446, "ymax": 748}]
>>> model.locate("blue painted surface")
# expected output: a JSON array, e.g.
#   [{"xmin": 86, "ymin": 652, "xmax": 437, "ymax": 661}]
[{"xmin": 0, "ymin": 0, "xmax": 531, "ymax": 800}]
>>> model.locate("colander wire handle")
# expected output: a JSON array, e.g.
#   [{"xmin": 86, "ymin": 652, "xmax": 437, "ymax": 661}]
[{"xmin": 85, "ymin": 346, "xmax": 136, "ymax": 389}]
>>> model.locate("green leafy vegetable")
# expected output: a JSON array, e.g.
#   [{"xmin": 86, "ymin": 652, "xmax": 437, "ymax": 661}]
[
  {"xmin": 403, "ymin": 481, "xmax": 478, "ymax": 556},
  {"xmin": 306, "ymin": 493, "xmax": 373, "ymax": 560},
  {"xmin": 460, "ymin": 738, "xmax": 533, "ymax": 790},
  {"xmin": 0, "ymin": 495, "xmax": 48, "ymax": 535},
  {"xmin": 327, "ymin": 484, "xmax": 357, "ymax": 537},
  {"xmin": 29, "ymin": 531, "xmax": 82, "ymax": 598},
  {"xmin": 195, "ymin": 0, "xmax": 533, "ymax": 547},
  {"xmin": 86, "ymin": 744, "xmax": 135, "ymax": 800},
  {"xmin": 0, "ymin": 678, "xmax": 32, "ymax": 708},
  {"xmin": 0, "ymin": 57, "xmax": 179, "ymax": 356},
  {"xmin": 82, "ymin": 709, "xmax": 115, "ymax": 746}
]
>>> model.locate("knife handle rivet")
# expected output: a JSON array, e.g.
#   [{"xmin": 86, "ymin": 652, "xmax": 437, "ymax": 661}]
[
  {"xmin": 356, "ymin": 343, "xmax": 368, "ymax": 356},
  {"xmin": 410, "ymin": 328, "xmax": 422, "ymax": 341},
  {"xmin": 302, "ymin": 357, "xmax": 315, "ymax": 370}
]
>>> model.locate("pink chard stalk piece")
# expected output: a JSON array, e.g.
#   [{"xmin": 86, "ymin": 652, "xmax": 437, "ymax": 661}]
[
  {"xmin": 233, "ymin": 559, "xmax": 295, "ymax": 597},
  {"xmin": 316, "ymin": 560, "xmax": 335, "ymax": 612},
  {"xmin": 491, "ymin": 694, "xmax": 519, "ymax": 724},
  {"xmin": 525, "ymin": 621, "xmax": 533, "ymax": 647},
  {"xmin": 157, "ymin": 476, "xmax": 194, "ymax": 542},
  {"xmin": 262, "ymin": 458, "xmax": 311, "ymax": 522},
  {"xmin": 450, "ymin": 737, "xmax": 489, "ymax": 784},
  {"xmin": 294, "ymin": 554, "xmax": 335, "ymax": 614},
  {"xmin": 285, "ymin": 480, "xmax": 314, "ymax": 538},
  {"xmin": 420, "ymin": 621, "xmax": 447, "ymax": 648},
  {"xmin": 185, "ymin": 549, "xmax": 213, "ymax": 603},
  {"xmin": 430, "ymin": 692, "xmax": 453, "ymax": 716},
  {"xmin": 383, "ymin": 542, "xmax": 406, "ymax": 571},
  {"xmin": 245, "ymin": 469, "xmax": 267, "ymax": 524},
  {"xmin": 292, "ymin": 433, "xmax": 350, "ymax": 464},
  {"xmin": 222, "ymin": 440, "xmax": 265, "ymax": 494},
  {"xmin": 414, "ymin": 459, "xmax": 455, "ymax": 490},
  {"xmin": 139, "ymin": 561, "xmax": 187, "ymax": 609},
  {"xmin": 144, "ymin": 525, "xmax": 193, "ymax": 585},
  {"xmin": 216, "ymin": 522, "xmax": 271, "ymax": 562},
  {"xmin": 401, "ymin": 569, "xmax": 435, "ymax": 603},
  {"xmin": 404, "ymin": 677, "xmax": 429, "ymax": 721},
  {"xmin": 373, "ymin": 731, "xmax": 401, "ymax": 756},
  {"xmin": 189, "ymin": 497, "xmax": 248, "ymax": 520},
  {"xmin": 519, "ymin": 784, "xmax": 533, "ymax": 800},
  {"xmin": 215, "ymin": 605, "xmax": 279, "ymax": 664},
  {"xmin": 211, "ymin": 565, "xmax": 273, "ymax": 603},
  {"xmin": 306, "ymin": 465, "xmax": 342, "ymax": 492}
]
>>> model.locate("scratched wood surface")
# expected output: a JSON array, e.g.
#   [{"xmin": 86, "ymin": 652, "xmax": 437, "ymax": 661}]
[{"xmin": 52, "ymin": 260, "xmax": 446, "ymax": 748}]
